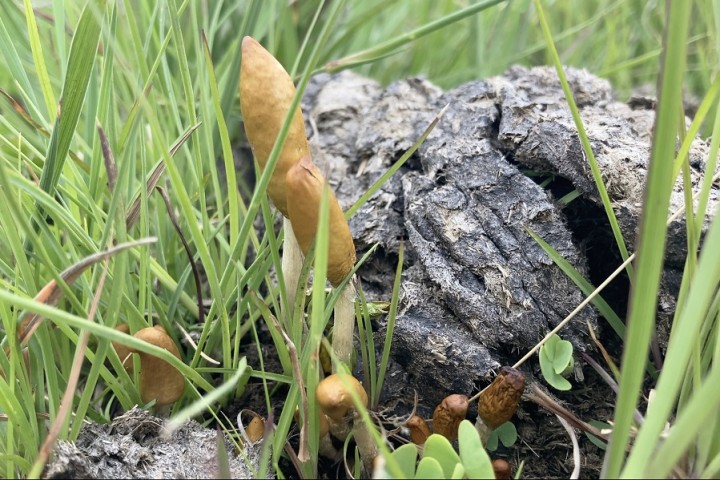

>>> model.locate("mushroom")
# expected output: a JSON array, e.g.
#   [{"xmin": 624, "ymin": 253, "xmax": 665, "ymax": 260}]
[
  {"xmin": 432, "ymin": 394, "xmax": 469, "ymax": 441},
  {"xmin": 316, "ymin": 373, "xmax": 377, "ymax": 474},
  {"xmin": 492, "ymin": 458, "xmax": 512, "ymax": 479},
  {"xmin": 112, "ymin": 325, "xmax": 185, "ymax": 406},
  {"xmin": 476, "ymin": 366, "xmax": 525, "ymax": 442},
  {"xmin": 316, "ymin": 373, "xmax": 367, "ymax": 439},
  {"xmin": 239, "ymin": 36, "xmax": 310, "ymax": 320},
  {"xmin": 406, "ymin": 415, "xmax": 431, "ymax": 445},
  {"xmin": 285, "ymin": 156, "xmax": 357, "ymax": 367}
]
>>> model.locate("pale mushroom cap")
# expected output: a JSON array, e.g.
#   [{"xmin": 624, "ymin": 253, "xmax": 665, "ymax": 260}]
[
  {"xmin": 285, "ymin": 156, "xmax": 356, "ymax": 287},
  {"xmin": 129, "ymin": 326, "xmax": 185, "ymax": 406},
  {"xmin": 240, "ymin": 36, "xmax": 310, "ymax": 217},
  {"xmin": 316, "ymin": 373, "xmax": 368, "ymax": 422}
]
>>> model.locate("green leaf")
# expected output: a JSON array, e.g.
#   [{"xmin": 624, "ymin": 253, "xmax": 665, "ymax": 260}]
[
  {"xmin": 585, "ymin": 420, "xmax": 610, "ymax": 451},
  {"xmin": 423, "ymin": 433, "xmax": 461, "ymax": 478},
  {"xmin": 38, "ymin": 0, "xmax": 106, "ymax": 196},
  {"xmin": 415, "ymin": 457, "xmax": 446, "ymax": 479},
  {"xmin": 458, "ymin": 420, "xmax": 495, "ymax": 480},
  {"xmin": 451, "ymin": 463, "xmax": 465, "ymax": 479},
  {"xmin": 539, "ymin": 337, "xmax": 572, "ymax": 391},
  {"xmin": 391, "ymin": 443, "xmax": 419, "ymax": 479},
  {"xmin": 496, "ymin": 422, "xmax": 518, "ymax": 448},
  {"xmin": 486, "ymin": 429, "xmax": 499, "ymax": 451},
  {"xmin": 551, "ymin": 338, "xmax": 573, "ymax": 375}
]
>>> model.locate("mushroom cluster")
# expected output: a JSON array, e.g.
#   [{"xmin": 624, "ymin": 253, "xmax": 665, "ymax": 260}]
[
  {"xmin": 239, "ymin": 36, "xmax": 357, "ymax": 368},
  {"xmin": 240, "ymin": 36, "xmax": 369, "ymax": 472}
]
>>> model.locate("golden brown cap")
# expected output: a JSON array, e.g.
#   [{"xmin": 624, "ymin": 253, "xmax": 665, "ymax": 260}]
[
  {"xmin": 285, "ymin": 156, "xmax": 356, "ymax": 287},
  {"xmin": 240, "ymin": 36, "xmax": 310, "ymax": 217},
  {"xmin": 126, "ymin": 325, "xmax": 185, "ymax": 406},
  {"xmin": 478, "ymin": 366, "xmax": 525, "ymax": 429},
  {"xmin": 407, "ymin": 415, "xmax": 431, "ymax": 445},
  {"xmin": 315, "ymin": 373, "xmax": 368, "ymax": 423}
]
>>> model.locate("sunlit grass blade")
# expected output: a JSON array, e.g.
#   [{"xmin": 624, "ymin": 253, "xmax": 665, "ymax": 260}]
[
  {"xmin": 601, "ymin": 1, "xmax": 692, "ymax": 475},
  {"xmin": 526, "ymin": 227, "xmax": 625, "ymax": 338},
  {"xmin": 37, "ymin": 0, "xmax": 106, "ymax": 196},
  {"xmin": 532, "ymin": 0, "xmax": 632, "ymax": 280},
  {"xmin": 22, "ymin": 0, "xmax": 56, "ymax": 120},
  {"xmin": 322, "ymin": 0, "xmax": 506, "ymax": 73}
]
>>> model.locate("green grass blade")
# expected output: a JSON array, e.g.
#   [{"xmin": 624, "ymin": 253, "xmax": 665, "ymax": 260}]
[
  {"xmin": 22, "ymin": 0, "xmax": 56, "ymax": 120},
  {"xmin": 532, "ymin": 0, "xmax": 632, "ymax": 279},
  {"xmin": 603, "ymin": 1, "xmax": 692, "ymax": 476},
  {"xmin": 526, "ymin": 227, "xmax": 625, "ymax": 338},
  {"xmin": 38, "ymin": 0, "xmax": 106, "ymax": 196},
  {"xmin": 323, "ymin": 0, "xmax": 506, "ymax": 73}
]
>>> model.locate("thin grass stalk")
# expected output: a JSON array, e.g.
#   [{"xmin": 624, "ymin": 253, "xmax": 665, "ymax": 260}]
[{"xmin": 602, "ymin": 1, "xmax": 692, "ymax": 476}]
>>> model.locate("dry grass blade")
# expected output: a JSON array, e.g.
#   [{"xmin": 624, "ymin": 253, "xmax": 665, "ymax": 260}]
[
  {"xmin": 29, "ymin": 259, "xmax": 110, "ymax": 478},
  {"xmin": 156, "ymin": 186, "xmax": 204, "ymax": 325},
  {"xmin": 525, "ymin": 383, "xmax": 608, "ymax": 441},
  {"xmin": 555, "ymin": 414, "xmax": 581, "ymax": 479},
  {"xmin": 15, "ymin": 237, "xmax": 157, "ymax": 348},
  {"xmin": 0, "ymin": 87, "xmax": 48, "ymax": 134},
  {"xmin": 97, "ymin": 123, "xmax": 117, "ymax": 192},
  {"xmin": 125, "ymin": 122, "xmax": 201, "ymax": 230}
]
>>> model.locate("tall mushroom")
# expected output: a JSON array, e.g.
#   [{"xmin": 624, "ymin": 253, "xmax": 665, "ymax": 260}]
[
  {"xmin": 239, "ymin": 36, "xmax": 310, "ymax": 320},
  {"xmin": 285, "ymin": 156, "xmax": 357, "ymax": 368}
]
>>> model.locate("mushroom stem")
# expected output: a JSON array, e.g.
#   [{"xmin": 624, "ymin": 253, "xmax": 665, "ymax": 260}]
[
  {"xmin": 332, "ymin": 280, "xmax": 357, "ymax": 369},
  {"xmin": 281, "ymin": 218, "xmax": 304, "ymax": 323}
]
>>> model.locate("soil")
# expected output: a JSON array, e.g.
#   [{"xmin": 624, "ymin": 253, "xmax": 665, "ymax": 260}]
[{"xmin": 44, "ymin": 66, "xmax": 718, "ymax": 479}]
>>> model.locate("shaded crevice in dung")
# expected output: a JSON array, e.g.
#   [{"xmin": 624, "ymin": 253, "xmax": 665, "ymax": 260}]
[{"xmin": 493, "ymin": 65, "xmax": 719, "ymax": 350}]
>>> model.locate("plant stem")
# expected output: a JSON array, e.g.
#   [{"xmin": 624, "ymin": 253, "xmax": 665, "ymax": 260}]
[
  {"xmin": 332, "ymin": 280, "xmax": 357, "ymax": 369},
  {"xmin": 282, "ymin": 218, "xmax": 304, "ymax": 325}
]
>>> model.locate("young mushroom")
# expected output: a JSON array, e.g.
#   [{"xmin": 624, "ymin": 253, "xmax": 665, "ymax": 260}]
[
  {"xmin": 406, "ymin": 415, "xmax": 432, "ymax": 445},
  {"xmin": 432, "ymin": 393, "xmax": 469, "ymax": 441},
  {"xmin": 239, "ymin": 35, "xmax": 311, "ymax": 320},
  {"xmin": 476, "ymin": 366, "xmax": 525, "ymax": 442},
  {"xmin": 316, "ymin": 373, "xmax": 377, "ymax": 474},
  {"xmin": 285, "ymin": 156, "xmax": 357, "ymax": 368},
  {"xmin": 112, "ymin": 325, "xmax": 185, "ymax": 407}
]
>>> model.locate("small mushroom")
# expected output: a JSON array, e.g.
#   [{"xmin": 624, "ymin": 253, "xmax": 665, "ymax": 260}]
[
  {"xmin": 492, "ymin": 458, "xmax": 512, "ymax": 479},
  {"xmin": 478, "ymin": 367, "xmax": 525, "ymax": 429},
  {"xmin": 285, "ymin": 156, "xmax": 356, "ymax": 288},
  {"xmin": 285, "ymin": 156, "xmax": 357, "ymax": 368},
  {"xmin": 316, "ymin": 373, "xmax": 367, "ymax": 439},
  {"xmin": 112, "ymin": 325, "xmax": 185, "ymax": 406},
  {"xmin": 406, "ymin": 415, "xmax": 431, "ymax": 445},
  {"xmin": 432, "ymin": 394, "xmax": 469, "ymax": 441}
]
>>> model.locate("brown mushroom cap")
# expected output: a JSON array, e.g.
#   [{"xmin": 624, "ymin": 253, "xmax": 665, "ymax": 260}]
[
  {"xmin": 492, "ymin": 458, "xmax": 512, "ymax": 479},
  {"xmin": 246, "ymin": 415, "xmax": 266, "ymax": 443},
  {"xmin": 478, "ymin": 366, "xmax": 525, "ymax": 429},
  {"xmin": 128, "ymin": 325, "xmax": 185, "ymax": 406},
  {"xmin": 315, "ymin": 373, "xmax": 368, "ymax": 423},
  {"xmin": 407, "ymin": 415, "xmax": 431, "ymax": 445},
  {"xmin": 239, "ymin": 36, "xmax": 310, "ymax": 217},
  {"xmin": 285, "ymin": 156, "xmax": 356, "ymax": 287},
  {"xmin": 432, "ymin": 394, "xmax": 469, "ymax": 441}
]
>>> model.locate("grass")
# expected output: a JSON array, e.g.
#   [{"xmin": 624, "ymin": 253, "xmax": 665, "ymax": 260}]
[{"xmin": 0, "ymin": 0, "xmax": 718, "ymax": 478}]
